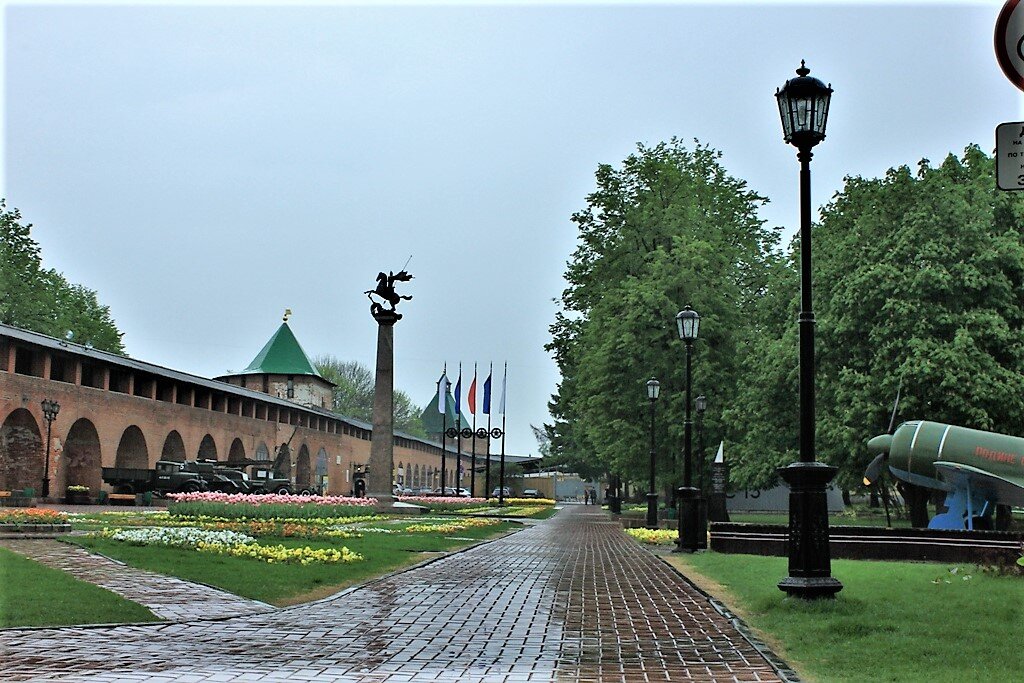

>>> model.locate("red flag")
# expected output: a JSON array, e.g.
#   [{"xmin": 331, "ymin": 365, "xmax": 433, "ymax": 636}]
[{"xmin": 468, "ymin": 373, "xmax": 477, "ymax": 414}]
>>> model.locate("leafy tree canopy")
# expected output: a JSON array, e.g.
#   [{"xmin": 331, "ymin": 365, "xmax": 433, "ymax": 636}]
[
  {"xmin": 0, "ymin": 201, "xmax": 123, "ymax": 353},
  {"xmin": 546, "ymin": 139, "xmax": 783, "ymax": 489},
  {"xmin": 727, "ymin": 146, "xmax": 1024, "ymax": 491},
  {"xmin": 314, "ymin": 355, "xmax": 426, "ymax": 437}
]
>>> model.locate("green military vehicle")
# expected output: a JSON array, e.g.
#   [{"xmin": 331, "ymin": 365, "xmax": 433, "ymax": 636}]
[{"xmin": 102, "ymin": 460, "xmax": 209, "ymax": 495}]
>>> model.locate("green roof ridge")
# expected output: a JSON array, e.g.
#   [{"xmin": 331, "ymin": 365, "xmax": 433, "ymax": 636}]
[
  {"xmin": 241, "ymin": 323, "xmax": 322, "ymax": 377},
  {"xmin": 420, "ymin": 390, "xmax": 470, "ymax": 434}
]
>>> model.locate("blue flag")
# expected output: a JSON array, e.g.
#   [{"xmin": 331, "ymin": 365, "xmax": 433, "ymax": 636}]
[
  {"xmin": 482, "ymin": 372, "xmax": 492, "ymax": 414},
  {"xmin": 454, "ymin": 374, "xmax": 462, "ymax": 421}
]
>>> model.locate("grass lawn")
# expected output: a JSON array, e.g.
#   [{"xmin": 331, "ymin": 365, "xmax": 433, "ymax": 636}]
[
  {"xmin": 0, "ymin": 547, "xmax": 159, "ymax": 628},
  {"xmin": 727, "ymin": 512, "xmax": 912, "ymax": 528},
  {"xmin": 668, "ymin": 552, "xmax": 1024, "ymax": 683},
  {"xmin": 66, "ymin": 520, "xmax": 519, "ymax": 606}
]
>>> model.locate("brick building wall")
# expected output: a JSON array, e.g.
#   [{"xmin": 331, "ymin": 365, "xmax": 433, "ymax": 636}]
[{"xmin": 0, "ymin": 324, "xmax": 461, "ymax": 499}]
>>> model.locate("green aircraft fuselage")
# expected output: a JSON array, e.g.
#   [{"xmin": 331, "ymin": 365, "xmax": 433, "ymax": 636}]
[{"xmin": 868, "ymin": 420, "xmax": 1024, "ymax": 506}]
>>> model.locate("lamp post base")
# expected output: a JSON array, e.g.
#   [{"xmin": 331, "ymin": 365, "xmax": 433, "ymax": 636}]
[
  {"xmin": 673, "ymin": 486, "xmax": 705, "ymax": 553},
  {"xmin": 645, "ymin": 493, "xmax": 659, "ymax": 529},
  {"xmin": 777, "ymin": 461, "xmax": 843, "ymax": 600},
  {"xmin": 608, "ymin": 494, "xmax": 621, "ymax": 515}
]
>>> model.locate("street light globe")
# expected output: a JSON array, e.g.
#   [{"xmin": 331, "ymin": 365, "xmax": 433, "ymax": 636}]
[
  {"xmin": 695, "ymin": 394, "xmax": 707, "ymax": 413},
  {"xmin": 775, "ymin": 60, "xmax": 832, "ymax": 150},
  {"xmin": 676, "ymin": 306, "xmax": 700, "ymax": 341},
  {"xmin": 646, "ymin": 378, "xmax": 661, "ymax": 401}
]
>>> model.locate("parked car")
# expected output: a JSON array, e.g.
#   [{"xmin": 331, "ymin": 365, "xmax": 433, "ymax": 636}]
[
  {"xmin": 491, "ymin": 487, "xmax": 511, "ymax": 497},
  {"xmin": 432, "ymin": 487, "xmax": 466, "ymax": 497},
  {"xmin": 520, "ymin": 488, "xmax": 540, "ymax": 498},
  {"xmin": 454, "ymin": 488, "xmax": 472, "ymax": 498}
]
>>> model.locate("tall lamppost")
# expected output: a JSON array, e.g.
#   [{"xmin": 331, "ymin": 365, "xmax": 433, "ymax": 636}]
[
  {"xmin": 674, "ymin": 306, "xmax": 702, "ymax": 552},
  {"xmin": 645, "ymin": 378, "xmax": 660, "ymax": 529},
  {"xmin": 695, "ymin": 394, "xmax": 707, "ymax": 491},
  {"xmin": 40, "ymin": 399, "xmax": 60, "ymax": 499},
  {"xmin": 775, "ymin": 61, "xmax": 842, "ymax": 599},
  {"xmin": 695, "ymin": 394, "xmax": 708, "ymax": 550}
]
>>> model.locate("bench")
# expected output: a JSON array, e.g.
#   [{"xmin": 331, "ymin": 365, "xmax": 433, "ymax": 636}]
[
  {"xmin": 0, "ymin": 489, "xmax": 34, "ymax": 507},
  {"xmin": 108, "ymin": 493, "xmax": 137, "ymax": 506}
]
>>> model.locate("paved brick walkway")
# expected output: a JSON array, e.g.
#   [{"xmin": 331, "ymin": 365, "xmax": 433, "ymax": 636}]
[
  {"xmin": 1, "ymin": 505, "xmax": 788, "ymax": 682},
  {"xmin": 0, "ymin": 538, "xmax": 275, "ymax": 622}
]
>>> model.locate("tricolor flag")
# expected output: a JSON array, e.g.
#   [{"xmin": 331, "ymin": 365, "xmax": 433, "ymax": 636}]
[
  {"xmin": 483, "ymin": 369, "xmax": 492, "ymax": 415},
  {"xmin": 437, "ymin": 372, "xmax": 449, "ymax": 414},
  {"xmin": 468, "ymin": 367, "xmax": 477, "ymax": 415}
]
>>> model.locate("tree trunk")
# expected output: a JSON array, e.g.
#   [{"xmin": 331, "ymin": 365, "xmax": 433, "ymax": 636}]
[
  {"xmin": 996, "ymin": 504, "xmax": 1012, "ymax": 531},
  {"xmin": 897, "ymin": 482, "xmax": 931, "ymax": 528}
]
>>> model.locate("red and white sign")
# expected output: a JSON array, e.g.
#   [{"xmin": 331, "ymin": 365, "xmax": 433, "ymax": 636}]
[{"xmin": 996, "ymin": 0, "xmax": 1024, "ymax": 91}]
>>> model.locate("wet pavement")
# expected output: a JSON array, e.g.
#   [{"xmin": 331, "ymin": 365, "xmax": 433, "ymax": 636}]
[
  {"xmin": 1, "ymin": 505, "xmax": 789, "ymax": 682},
  {"xmin": 0, "ymin": 538, "xmax": 275, "ymax": 622}
]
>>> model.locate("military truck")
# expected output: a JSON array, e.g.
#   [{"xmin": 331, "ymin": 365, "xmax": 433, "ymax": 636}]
[{"xmin": 102, "ymin": 460, "xmax": 209, "ymax": 495}]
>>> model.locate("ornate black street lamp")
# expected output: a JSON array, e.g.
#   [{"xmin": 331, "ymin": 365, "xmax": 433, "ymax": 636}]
[
  {"xmin": 40, "ymin": 399, "xmax": 60, "ymax": 498},
  {"xmin": 645, "ymin": 378, "xmax": 660, "ymax": 529},
  {"xmin": 775, "ymin": 61, "xmax": 842, "ymax": 599},
  {"xmin": 674, "ymin": 306, "xmax": 702, "ymax": 552}
]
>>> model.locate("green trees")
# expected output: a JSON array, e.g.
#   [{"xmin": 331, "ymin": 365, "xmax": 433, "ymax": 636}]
[
  {"xmin": 0, "ymin": 201, "xmax": 123, "ymax": 353},
  {"xmin": 727, "ymin": 146, "xmax": 1024, "ymax": 494},
  {"xmin": 546, "ymin": 139, "xmax": 783, "ymax": 491},
  {"xmin": 548, "ymin": 143, "xmax": 1024, "ymax": 505},
  {"xmin": 314, "ymin": 355, "xmax": 426, "ymax": 437}
]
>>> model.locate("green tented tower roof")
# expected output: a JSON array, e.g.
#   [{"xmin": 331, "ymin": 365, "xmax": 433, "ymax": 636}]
[
  {"xmin": 420, "ymin": 390, "xmax": 471, "ymax": 435},
  {"xmin": 241, "ymin": 323, "xmax": 323, "ymax": 377}
]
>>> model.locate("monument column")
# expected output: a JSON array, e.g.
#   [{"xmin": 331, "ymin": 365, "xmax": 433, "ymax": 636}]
[
  {"xmin": 367, "ymin": 310, "xmax": 399, "ymax": 503},
  {"xmin": 363, "ymin": 268, "xmax": 413, "ymax": 509}
]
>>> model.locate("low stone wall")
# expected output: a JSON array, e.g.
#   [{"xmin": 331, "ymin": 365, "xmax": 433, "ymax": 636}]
[
  {"xmin": 0, "ymin": 523, "xmax": 72, "ymax": 537},
  {"xmin": 709, "ymin": 522, "xmax": 1024, "ymax": 565}
]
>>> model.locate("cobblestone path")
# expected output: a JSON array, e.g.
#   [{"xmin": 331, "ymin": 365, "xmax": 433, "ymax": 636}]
[
  {"xmin": 0, "ymin": 538, "xmax": 275, "ymax": 622},
  {"xmin": 1, "ymin": 506, "xmax": 787, "ymax": 682}
]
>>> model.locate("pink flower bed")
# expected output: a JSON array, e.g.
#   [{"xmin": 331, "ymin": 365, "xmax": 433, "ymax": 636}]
[
  {"xmin": 397, "ymin": 496, "xmax": 486, "ymax": 505},
  {"xmin": 166, "ymin": 492, "xmax": 378, "ymax": 506}
]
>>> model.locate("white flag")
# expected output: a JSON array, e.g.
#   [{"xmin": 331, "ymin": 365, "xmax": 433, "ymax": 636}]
[
  {"xmin": 499, "ymin": 364, "xmax": 507, "ymax": 414},
  {"xmin": 437, "ymin": 372, "xmax": 449, "ymax": 414}
]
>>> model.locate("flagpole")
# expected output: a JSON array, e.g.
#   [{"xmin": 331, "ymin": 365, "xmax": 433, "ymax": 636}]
[
  {"xmin": 440, "ymin": 364, "xmax": 447, "ymax": 495},
  {"xmin": 455, "ymin": 363, "xmax": 462, "ymax": 495},
  {"xmin": 470, "ymin": 362, "xmax": 477, "ymax": 497},
  {"xmin": 499, "ymin": 362, "xmax": 508, "ymax": 506},
  {"xmin": 485, "ymin": 363, "xmax": 493, "ymax": 499}
]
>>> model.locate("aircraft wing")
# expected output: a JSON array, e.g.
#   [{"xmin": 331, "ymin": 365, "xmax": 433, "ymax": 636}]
[{"xmin": 933, "ymin": 461, "xmax": 1024, "ymax": 508}]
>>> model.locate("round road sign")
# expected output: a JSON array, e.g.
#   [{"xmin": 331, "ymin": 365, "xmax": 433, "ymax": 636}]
[{"xmin": 996, "ymin": 0, "xmax": 1024, "ymax": 91}]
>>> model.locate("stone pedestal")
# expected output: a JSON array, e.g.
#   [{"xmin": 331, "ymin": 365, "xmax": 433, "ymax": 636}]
[
  {"xmin": 708, "ymin": 461, "xmax": 730, "ymax": 523},
  {"xmin": 367, "ymin": 310, "xmax": 399, "ymax": 506},
  {"xmin": 777, "ymin": 461, "xmax": 843, "ymax": 599}
]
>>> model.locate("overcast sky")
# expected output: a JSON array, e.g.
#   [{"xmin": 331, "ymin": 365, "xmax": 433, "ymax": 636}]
[{"xmin": 4, "ymin": 1, "xmax": 1022, "ymax": 456}]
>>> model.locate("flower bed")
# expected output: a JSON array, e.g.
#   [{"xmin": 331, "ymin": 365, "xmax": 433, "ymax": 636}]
[
  {"xmin": 0, "ymin": 508, "xmax": 71, "ymax": 533},
  {"xmin": 94, "ymin": 526, "xmax": 363, "ymax": 565},
  {"xmin": 167, "ymin": 493, "xmax": 378, "ymax": 521},
  {"xmin": 0, "ymin": 508, "xmax": 67, "ymax": 524},
  {"xmin": 396, "ymin": 496, "xmax": 487, "ymax": 512},
  {"xmin": 403, "ymin": 518, "xmax": 501, "ymax": 534},
  {"xmin": 625, "ymin": 527, "xmax": 677, "ymax": 545},
  {"xmin": 168, "ymin": 492, "xmax": 376, "ymax": 506},
  {"xmin": 490, "ymin": 497, "xmax": 556, "ymax": 507}
]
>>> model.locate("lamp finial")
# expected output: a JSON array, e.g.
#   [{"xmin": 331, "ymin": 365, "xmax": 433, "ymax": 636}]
[{"xmin": 796, "ymin": 60, "xmax": 810, "ymax": 77}]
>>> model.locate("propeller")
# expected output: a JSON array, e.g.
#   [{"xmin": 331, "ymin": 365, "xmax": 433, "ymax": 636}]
[{"xmin": 862, "ymin": 380, "xmax": 901, "ymax": 486}]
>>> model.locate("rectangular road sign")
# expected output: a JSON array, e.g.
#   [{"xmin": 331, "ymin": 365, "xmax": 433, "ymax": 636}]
[{"xmin": 996, "ymin": 122, "xmax": 1024, "ymax": 190}]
